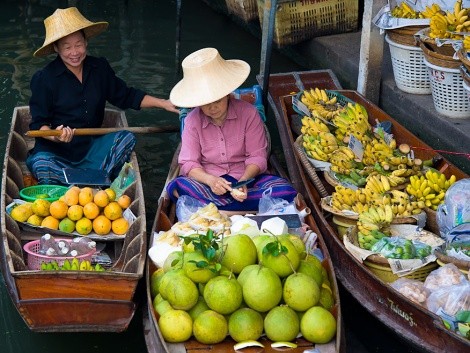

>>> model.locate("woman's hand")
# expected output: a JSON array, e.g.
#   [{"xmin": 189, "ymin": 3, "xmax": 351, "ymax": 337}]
[
  {"xmin": 230, "ymin": 185, "xmax": 248, "ymax": 202},
  {"xmin": 54, "ymin": 125, "xmax": 75, "ymax": 143},
  {"xmin": 209, "ymin": 176, "xmax": 232, "ymax": 195}
]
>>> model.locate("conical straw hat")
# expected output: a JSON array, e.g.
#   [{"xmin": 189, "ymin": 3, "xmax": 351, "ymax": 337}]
[
  {"xmin": 170, "ymin": 48, "xmax": 250, "ymax": 108},
  {"xmin": 34, "ymin": 7, "xmax": 108, "ymax": 57}
]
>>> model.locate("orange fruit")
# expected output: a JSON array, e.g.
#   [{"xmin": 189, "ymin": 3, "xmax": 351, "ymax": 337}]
[
  {"xmin": 93, "ymin": 215, "xmax": 112, "ymax": 235},
  {"xmin": 78, "ymin": 187, "xmax": 94, "ymax": 206},
  {"xmin": 93, "ymin": 190, "xmax": 110, "ymax": 208},
  {"xmin": 112, "ymin": 217, "xmax": 129, "ymax": 235},
  {"xmin": 83, "ymin": 202, "xmax": 100, "ymax": 220},
  {"xmin": 41, "ymin": 215, "xmax": 59, "ymax": 230},
  {"xmin": 117, "ymin": 195, "xmax": 132, "ymax": 209},
  {"xmin": 76, "ymin": 217, "xmax": 93, "ymax": 235},
  {"xmin": 104, "ymin": 201, "xmax": 123, "ymax": 221},
  {"xmin": 49, "ymin": 200, "xmax": 68, "ymax": 219},
  {"xmin": 64, "ymin": 188, "xmax": 79, "ymax": 206},
  {"xmin": 104, "ymin": 188, "xmax": 116, "ymax": 202},
  {"xmin": 67, "ymin": 204, "xmax": 84, "ymax": 221}
]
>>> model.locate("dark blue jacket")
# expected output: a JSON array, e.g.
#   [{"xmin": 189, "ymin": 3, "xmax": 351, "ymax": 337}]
[{"xmin": 29, "ymin": 55, "xmax": 146, "ymax": 162}]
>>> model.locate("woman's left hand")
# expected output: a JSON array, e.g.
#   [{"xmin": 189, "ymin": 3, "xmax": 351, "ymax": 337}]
[{"xmin": 230, "ymin": 185, "xmax": 248, "ymax": 202}]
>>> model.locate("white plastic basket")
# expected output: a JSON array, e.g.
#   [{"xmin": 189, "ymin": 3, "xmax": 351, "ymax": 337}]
[
  {"xmin": 423, "ymin": 58, "xmax": 470, "ymax": 119},
  {"xmin": 385, "ymin": 35, "xmax": 431, "ymax": 94}
]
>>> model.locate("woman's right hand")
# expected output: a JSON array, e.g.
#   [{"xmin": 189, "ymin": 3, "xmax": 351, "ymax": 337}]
[
  {"xmin": 54, "ymin": 125, "xmax": 75, "ymax": 143},
  {"xmin": 209, "ymin": 176, "xmax": 232, "ymax": 195}
]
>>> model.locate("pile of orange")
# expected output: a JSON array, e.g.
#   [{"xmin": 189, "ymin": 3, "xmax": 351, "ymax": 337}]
[{"xmin": 25, "ymin": 186, "xmax": 132, "ymax": 236}]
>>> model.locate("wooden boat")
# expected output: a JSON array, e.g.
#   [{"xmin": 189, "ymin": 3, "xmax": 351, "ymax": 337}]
[
  {"xmin": 142, "ymin": 87, "xmax": 345, "ymax": 353},
  {"xmin": 259, "ymin": 70, "xmax": 470, "ymax": 353},
  {"xmin": 0, "ymin": 106, "xmax": 146, "ymax": 332}
]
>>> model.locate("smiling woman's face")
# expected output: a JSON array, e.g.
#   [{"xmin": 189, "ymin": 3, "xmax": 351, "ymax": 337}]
[{"xmin": 54, "ymin": 31, "xmax": 88, "ymax": 69}]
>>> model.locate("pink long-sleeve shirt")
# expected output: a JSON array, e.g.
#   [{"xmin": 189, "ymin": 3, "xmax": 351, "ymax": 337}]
[{"xmin": 178, "ymin": 97, "xmax": 268, "ymax": 179}]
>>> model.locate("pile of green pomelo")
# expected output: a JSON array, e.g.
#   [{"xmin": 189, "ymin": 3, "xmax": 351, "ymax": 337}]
[{"xmin": 151, "ymin": 231, "xmax": 337, "ymax": 348}]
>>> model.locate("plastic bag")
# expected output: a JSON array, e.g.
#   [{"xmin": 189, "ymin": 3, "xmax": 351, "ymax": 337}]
[
  {"xmin": 437, "ymin": 178, "xmax": 470, "ymax": 239},
  {"xmin": 423, "ymin": 263, "xmax": 467, "ymax": 292},
  {"xmin": 176, "ymin": 195, "xmax": 207, "ymax": 223},
  {"xmin": 258, "ymin": 187, "xmax": 295, "ymax": 215},
  {"xmin": 370, "ymin": 236, "xmax": 432, "ymax": 259},
  {"xmin": 390, "ymin": 278, "xmax": 429, "ymax": 305},
  {"xmin": 110, "ymin": 162, "xmax": 136, "ymax": 199}
]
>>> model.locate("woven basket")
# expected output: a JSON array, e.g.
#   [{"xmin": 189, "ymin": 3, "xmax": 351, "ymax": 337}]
[
  {"xmin": 226, "ymin": 0, "xmax": 258, "ymax": 22},
  {"xmin": 386, "ymin": 25, "xmax": 424, "ymax": 47},
  {"xmin": 460, "ymin": 64, "xmax": 470, "ymax": 87},
  {"xmin": 435, "ymin": 250, "xmax": 470, "ymax": 274},
  {"xmin": 419, "ymin": 41, "xmax": 461, "ymax": 69},
  {"xmin": 457, "ymin": 48, "xmax": 470, "ymax": 72},
  {"xmin": 347, "ymin": 226, "xmax": 438, "ymax": 282},
  {"xmin": 256, "ymin": 0, "xmax": 359, "ymax": 47}
]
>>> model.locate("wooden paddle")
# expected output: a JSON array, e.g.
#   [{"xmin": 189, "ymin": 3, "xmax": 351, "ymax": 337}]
[{"xmin": 25, "ymin": 126, "xmax": 180, "ymax": 137}]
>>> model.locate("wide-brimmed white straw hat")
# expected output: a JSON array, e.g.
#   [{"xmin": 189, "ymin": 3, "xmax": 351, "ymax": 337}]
[
  {"xmin": 34, "ymin": 7, "xmax": 108, "ymax": 57},
  {"xmin": 170, "ymin": 48, "xmax": 250, "ymax": 108}
]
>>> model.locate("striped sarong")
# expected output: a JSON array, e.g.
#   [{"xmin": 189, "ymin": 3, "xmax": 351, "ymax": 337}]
[
  {"xmin": 166, "ymin": 173, "xmax": 297, "ymax": 211},
  {"xmin": 26, "ymin": 131, "xmax": 136, "ymax": 185}
]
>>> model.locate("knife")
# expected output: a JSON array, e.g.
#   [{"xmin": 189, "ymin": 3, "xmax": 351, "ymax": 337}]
[{"xmin": 230, "ymin": 178, "xmax": 254, "ymax": 189}]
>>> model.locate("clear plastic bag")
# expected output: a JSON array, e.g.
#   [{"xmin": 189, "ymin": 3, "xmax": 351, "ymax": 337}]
[
  {"xmin": 437, "ymin": 178, "xmax": 470, "ymax": 239},
  {"xmin": 176, "ymin": 195, "xmax": 207, "ymax": 223},
  {"xmin": 258, "ymin": 188, "xmax": 293, "ymax": 215},
  {"xmin": 426, "ymin": 281, "xmax": 470, "ymax": 318},
  {"xmin": 423, "ymin": 263, "xmax": 467, "ymax": 292},
  {"xmin": 110, "ymin": 162, "xmax": 136, "ymax": 199},
  {"xmin": 370, "ymin": 236, "xmax": 432, "ymax": 259},
  {"xmin": 390, "ymin": 278, "xmax": 429, "ymax": 305}
]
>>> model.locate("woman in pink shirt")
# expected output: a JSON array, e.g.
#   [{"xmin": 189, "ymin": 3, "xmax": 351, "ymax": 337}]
[{"xmin": 167, "ymin": 48, "xmax": 296, "ymax": 211}]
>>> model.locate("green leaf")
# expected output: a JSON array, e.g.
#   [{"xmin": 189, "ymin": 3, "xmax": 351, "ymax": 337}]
[
  {"xmin": 196, "ymin": 260, "xmax": 209, "ymax": 268},
  {"xmin": 456, "ymin": 310, "xmax": 470, "ymax": 323}
]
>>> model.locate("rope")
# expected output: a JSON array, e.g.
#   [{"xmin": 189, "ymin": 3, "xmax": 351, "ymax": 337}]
[{"xmin": 411, "ymin": 146, "xmax": 470, "ymax": 160}]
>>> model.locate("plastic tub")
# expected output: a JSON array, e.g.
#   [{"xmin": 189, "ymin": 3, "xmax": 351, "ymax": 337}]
[
  {"xmin": 423, "ymin": 58, "xmax": 470, "ymax": 119},
  {"xmin": 385, "ymin": 35, "xmax": 431, "ymax": 94}
]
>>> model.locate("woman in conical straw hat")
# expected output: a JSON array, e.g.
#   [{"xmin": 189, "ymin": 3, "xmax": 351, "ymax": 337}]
[
  {"xmin": 167, "ymin": 48, "xmax": 296, "ymax": 211},
  {"xmin": 27, "ymin": 7, "xmax": 179, "ymax": 185}
]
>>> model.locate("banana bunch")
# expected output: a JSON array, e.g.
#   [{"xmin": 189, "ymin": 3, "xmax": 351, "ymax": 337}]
[
  {"xmin": 405, "ymin": 172, "xmax": 454, "ymax": 210},
  {"xmin": 446, "ymin": 0, "xmax": 470, "ymax": 37},
  {"xmin": 381, "ymin": 154, "xmax": 423, "ymax": 173},
  {"xmin": 391, "ymin": 2, "xmax": 421, "ymax": 19},
  {"xmin": 300, "ymin": 88, "xmax": 343, "ymax": 121},
  {"xmin": 357, "ymin": 205, "xmax": 393, "ymax": 250},
  {"xmin": 364, "ymin": 174, "xmax": 391, "ymax": 202},
  {"xmin": 302, "ymin": 132, "xmax": 338, "ymax": 161},
  {"xmin": 40, "ymin": 258, "xmax": 105, "ymax": 271},
  {"xmin": 331, "ymin": 102, "xmax": 372, "ymax": 144},
  {"xmin": 421, "ymin": 3, "xmax": 442, "ymax": 18},
  {"xmin": 406, "ymin": 170, "xmax": 457, "ymax": 210},
  {"xmin": 300, "ymin": 115, "xmax": 330, "ymax": 137},
  {"xmin": 330, "ymin": 185, "xmax": 369, "ymax": 212},
  {"xmin": 362, "ymin": 138, "xmax": 395, "ymax": 166},
  {"xmin": 329, "ymin": 146, "xmax": 357, "ymax": 174},
  {"xmin": 430, "ymin": 0, "xmax": 470, "ymax": 39},
  {"xmin": 389, "ymin": 189, "xmax": 425, "ymax": 217}
]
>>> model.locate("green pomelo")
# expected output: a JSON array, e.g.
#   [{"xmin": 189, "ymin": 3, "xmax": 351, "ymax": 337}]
[
  {"xmin": 204, "ymin": 275, "xmax": 243, "ymax": 315},
  {"xmin": 182, "ymin": 234, "xmax": 198, "ymax": 252},
  {"xmin": 162, "ymin": 251, "xmax": 183, "ymax": 272},
  {"xmin": 319, "ymin": 285, "xmax": 335, "ymax": 311},
  {"xmin": 220, "ymin": 234, "xmax": 257, "ymax": 274},
  {"xmin": 219, "ymin": 264, "xmax": 232, "ymax": 277},
  {"xmin": 236, "ymin": 264, "xmax": 259, "ymax": 287},
  {"xmin": 188, "ymin": 296, "xmax": 210, "ymax": 321},
  {"xmin": 159, "ymin": 268, "xmax": 184, "ymax": 299},
  {"xmin": 297, "ymin": 259, "xmax": 323, "ymax": 286},
  {"xmin": 155, "ymin": 300, "xmax": 173, "ymax": 316},
  {"xmin": 301, "ymin": 306, "xmax": 337, "ymax": 344},
  {"xmin": 252, "ymin": 234, "xmax": 274, "ymax": 260},
  {"xmin": 150, "ymin": 268, "xmax": 165, "ymax": 298},
  {"xmin": 152, "ymin": 293, "xmax": 164, "ymax": 307},
  {"xmin": 193, "ymin": 310, "xmax": 228, "ymax": 344},
  {"xmin": 165, "ymin": 273, "xmax": 199, "ymax": 310},
  {"xmin": 198, "ymin": 282, "xmax": 206, "ymax": 296},
  {"xmin": 288, "ymin": 234, "xmax": 307, "ymax": 259},
  {"xmin": 303, "ymin": 254, "xmax": 323, "ymax": 270},
  {"xmin": 264, "ymin": 305, "xmax": 300, "ymax": 342},
  {"xmin": 183, "ymin": 251, "xmax": 217, "ymax": 283},
  {"xmin": 158, "ymin": 309, "xmax": 193, "ymax": 343},
  {"xmin": 242, "ymin": 265, "xmax": 282, "ymax": 312},
  {"xmin": 260, "ymin": 236, "xmax": 300, "ymax": 278},
  {"xmin": 283, "ymin": 272, "xmax": 320, "ymax": 311},
  {"xmin": 228, "ymin": 307, "xmax": 264, "ymax": 342}
]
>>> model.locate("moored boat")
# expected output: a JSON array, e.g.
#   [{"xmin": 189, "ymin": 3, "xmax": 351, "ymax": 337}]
[
  {"xmin": 142, "ymin": 87, "xmax": 345, "ymax": 353},
  {"xmin": 0, "ymin": 106, "xmax": 146, "ymax": 332},
  {"xmin": 259, "ymin": 70, "xmax": 470, "ymax": 353}
]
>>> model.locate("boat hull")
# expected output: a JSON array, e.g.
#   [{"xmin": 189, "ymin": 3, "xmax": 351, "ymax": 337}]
[
  {"xmin": 259, "ymin": 70, "xmax": 470, "ymax": 353},
  {"xmin": 0, "ymin": 107, "xmax": 146, "ymax": 332}
]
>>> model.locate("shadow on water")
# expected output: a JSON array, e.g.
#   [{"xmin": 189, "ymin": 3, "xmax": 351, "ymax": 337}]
[{"xmin": 0, "ymin": 1, "xmax": 424, "ymax": 352}]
